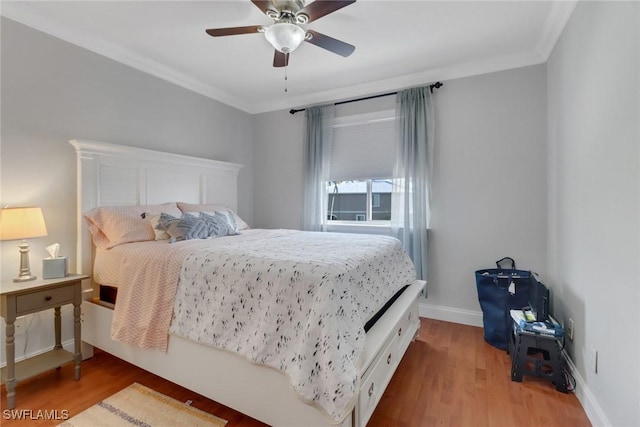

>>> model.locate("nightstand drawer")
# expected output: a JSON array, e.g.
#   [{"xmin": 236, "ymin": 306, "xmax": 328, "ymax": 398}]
[{"xmin": 15, "ymin": 286, "xmax": 75, "ymax": 315}]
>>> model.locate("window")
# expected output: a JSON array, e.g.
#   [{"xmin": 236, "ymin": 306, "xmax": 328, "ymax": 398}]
[
  {"xmin": 327, "ymin": 179, "xmax": 392, "ymax": 222},
  {"xmin": 326, "ymin": 110, "xmax": 395, "ymax": 224}
]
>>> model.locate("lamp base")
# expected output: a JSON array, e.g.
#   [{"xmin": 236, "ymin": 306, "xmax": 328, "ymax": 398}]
[
  {"xmin": 14, "ymin": 240, "xmax": 37, "ymax": 283},
  {"xmin": 14, "ymin": 274, "xmax": 37, "ymax": 283}
]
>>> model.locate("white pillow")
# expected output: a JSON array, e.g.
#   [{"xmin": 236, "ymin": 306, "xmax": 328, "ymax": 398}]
[{"xmin": 84, "ymin": 202, "xmax": 181, "ymax": 249}]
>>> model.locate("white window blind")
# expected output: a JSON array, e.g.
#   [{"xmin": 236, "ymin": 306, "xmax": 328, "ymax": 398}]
[{"xmin": 329, "ymin": 110, "xmax": 396, "ymax": 181}]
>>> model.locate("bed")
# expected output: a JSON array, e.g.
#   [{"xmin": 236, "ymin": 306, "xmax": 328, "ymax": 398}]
[{"xmin": 72, "ymin": 139, "xmax": 426, "ymax": 427}]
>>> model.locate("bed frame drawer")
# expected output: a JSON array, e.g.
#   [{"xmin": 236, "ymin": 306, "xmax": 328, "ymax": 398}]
[
  {"xmin": 395, "ymin": 301, "xmax": 418, "ymax": 350},
  {"xmin": 358, "ymin": 331, "xmax": 398, "ymax": 426},
  {"xmin": 357, "ymin": 299, "xmax": 419, "ymax": 426}
]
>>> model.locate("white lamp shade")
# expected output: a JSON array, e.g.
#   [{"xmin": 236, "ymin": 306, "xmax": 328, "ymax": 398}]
[
  {"xmin": 0, "ymin": 207, "xmax": 48, "ymax": 241},
  {"xmin": 265, "ymin": 23, "xmax": 306, "ymax": 53}
]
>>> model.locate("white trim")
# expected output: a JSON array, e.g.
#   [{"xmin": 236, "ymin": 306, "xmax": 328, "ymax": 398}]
[
  {"xmin": 562, "ymin": 350, "xmax": 612, "ymax": 427},
  {"xmin": 325, "ymin": 223, "xmax": 391, "ymax": 236},
  {"xmin": 0, "ymin": 2, "xmax": 253, "ymax": 114},
  {"xmin": 417, "ymin": 299, "xmax": 608, "ymax": 427},
  {"xmin": 1, "ymin": 2, "xmax": 575, "ymax": 115},
  {"xmin": 419, "ymin": 301, "xmax": 484, "ymax": 327},
  {"xmin": 535, "ymin": 1, "xmax": 578, "ymax": 60},
  {"xmin": 68, "ymin": 140, "xmax": 242, "ymax": 175},
  {"xmin": 266, "ymin": 50, "xmax": 547, "ymax": 114}
]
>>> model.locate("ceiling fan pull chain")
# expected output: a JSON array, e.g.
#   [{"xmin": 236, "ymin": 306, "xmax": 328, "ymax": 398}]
[{"xmin": 284, "ymin": 63, "xmax": 288, "ymax": 93}]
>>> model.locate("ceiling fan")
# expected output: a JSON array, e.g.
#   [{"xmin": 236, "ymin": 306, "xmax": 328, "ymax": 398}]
[{"xmin": 206, "ymin": 0, "xmax": 356, "ymax": 68}]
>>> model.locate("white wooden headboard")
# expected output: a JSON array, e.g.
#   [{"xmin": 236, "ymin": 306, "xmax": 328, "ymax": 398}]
[{"xmin": 70, "ymin": 139, "xmax": 243, "ymax": 278}]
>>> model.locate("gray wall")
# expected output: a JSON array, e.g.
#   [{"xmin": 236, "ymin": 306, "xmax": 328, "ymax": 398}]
[
  {"xmin": 0, "ymin": 18, "xmax": 254, "ymax": 361},
  {"xmin": 546, "ymin": 2, "xmax": 639, "ymax": 425},
  {"xmin": 252, "ymin": 109, "xmax": 305, "ymax": 229},
  {"xmin": 430, "ymin": 66, "xmax": 547, "ymax": 317},
  {"xmin": 1, "ymin": 17, "xmax": 255, "ymax": 281},
  {"xmin": 253, "ymin": 65, "xmax": 548, "ymax": 324},
  {"xmin": 3, "ymin": 3, "xmax": 638, "ymax": 424}
]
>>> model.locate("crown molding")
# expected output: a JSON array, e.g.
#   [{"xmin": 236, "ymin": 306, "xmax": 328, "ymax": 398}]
[
  {"xmin": 266, "ymin": 50, "xmax": 547, "ymax": 115},
  {"xmin": 0, "ymin": 1, "xmax": 254, "ymax": 113},
  {"xmin": 535, "ymin": 1, "xmax": 578, "ymax": 60},
  {"xmin": 1, "ymin": 1, "xmax": 576, "ymax": 115}
]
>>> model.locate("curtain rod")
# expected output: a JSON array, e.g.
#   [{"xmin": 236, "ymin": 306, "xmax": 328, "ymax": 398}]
[{"xmin": 288, "ymin": 81, "xmax": 443, "ymax": 115}]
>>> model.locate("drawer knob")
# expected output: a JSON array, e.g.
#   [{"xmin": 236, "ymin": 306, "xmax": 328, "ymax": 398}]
[
  {"xmin": 387, "ymin": 353, "xmax": 392, "ymax": 365},
  {"xmin": 368, "ymin": 383, "xmax": 374, "ymax": 397},
  {"xmin": 398, "ymin": 327, "xmax": 402, "ymax": 336},
  {"xmin": 44, "ymin": 296, "xmax": 53, "ymax": 302},
  {"xmin": 409, "ymin": 312, "xmax": 413, "ymax": 321}
]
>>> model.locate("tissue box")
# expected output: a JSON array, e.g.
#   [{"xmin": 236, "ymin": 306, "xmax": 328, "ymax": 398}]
[{"xmin": 43, "ymin": 257, "xmax": 68, "ymax": 279}]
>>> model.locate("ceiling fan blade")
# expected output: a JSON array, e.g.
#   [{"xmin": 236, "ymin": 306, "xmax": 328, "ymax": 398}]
[
  {"xmin": 206, "ymin": 25, "xmax": 264, "ymax": 37},
  {"xmin": 299, "ymin": 0, "xmax": 356, "ymax": 23},
  {"xmin": 251, "ymin": 0, "xmax": 273, "ymax": 15},
  {"xmin": 273, "ymin": 50, "xmax": 290, "ymax": 67},
  {"xmin": 305, "ymin": 30, "xmax": 355, "ymax": 57}
]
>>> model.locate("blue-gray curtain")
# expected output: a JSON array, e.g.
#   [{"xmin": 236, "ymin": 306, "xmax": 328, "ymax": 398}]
[
  {"xmin": 303, "ymin": 104, "xmax": 335, "ymax": 231},
  {"xmin": 391, "ymin": 86, "xmax": 435, "ymax": 281}
]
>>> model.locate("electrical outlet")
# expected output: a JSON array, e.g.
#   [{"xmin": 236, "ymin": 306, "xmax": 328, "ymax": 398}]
[
  {"xmin": 567, "ymin": 318, "xmax": 574, "ymax": 340},
  {"xmin": 590, "ymin": 346, "xmax": 598, "ymax": 373},
  {"xmin": 14, "ymin": 317, "xmax": 27, "ymax": 333}
]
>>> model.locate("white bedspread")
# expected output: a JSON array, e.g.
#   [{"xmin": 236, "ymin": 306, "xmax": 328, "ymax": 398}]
[{"xmin": 169, "ymin": 229, "xmax": 416, "ymax": 423}]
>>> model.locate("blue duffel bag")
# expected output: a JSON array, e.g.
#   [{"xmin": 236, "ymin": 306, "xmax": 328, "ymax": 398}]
[{"xmin": 475, "ymin": 257, "xmax": 531, "ymax": 350}]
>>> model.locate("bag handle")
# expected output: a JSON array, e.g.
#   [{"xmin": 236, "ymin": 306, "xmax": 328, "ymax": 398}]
[{"xmin": 496, "ymin": 257, "xmax": 516, "ymax": 270}]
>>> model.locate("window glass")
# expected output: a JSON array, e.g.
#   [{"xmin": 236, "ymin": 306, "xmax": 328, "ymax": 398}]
[
  {"xmin": 327, "ymin": 179, "xmax": 391, "ymax": 223},
  {"xmin": 372, "ymin": 179, "xmax": 391, "ymax": 220},
  {"xmin": 327, "ymin": 180, "xmax": 365, "ymax": 221},
  {"xmin": 326, "ymin": 110, "xmax": 396, "ymax": 224}
]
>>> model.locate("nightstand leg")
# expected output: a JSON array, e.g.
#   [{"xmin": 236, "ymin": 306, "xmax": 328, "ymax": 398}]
[
  {"xmin": 73, "ymin": 301, "xmax": 81, "ymax": 380},
  {"xmin": 6, "ymin": 319, "xmax": 16, "ymax": 409},
  {"xmin": 54, "ymin": 306, "xmax": 62, "ymax": 350}
]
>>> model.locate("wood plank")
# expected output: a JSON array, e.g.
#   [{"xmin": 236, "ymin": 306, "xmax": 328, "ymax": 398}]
[{"xmin": 1, "ymin": 318, "xmax": 591, "ymax": 427}]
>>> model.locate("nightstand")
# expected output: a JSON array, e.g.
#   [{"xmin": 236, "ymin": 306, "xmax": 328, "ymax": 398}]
[{"xmin": 1, "ymin": 274, "xmax": 88, "ymax": 409}]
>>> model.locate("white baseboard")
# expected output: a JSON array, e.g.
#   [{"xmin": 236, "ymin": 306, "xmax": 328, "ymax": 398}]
[
  {"xmin": 419, "ymin": 301, "xmax": 484, "ymax": 327},
  {"xmin": 0, "ymin": 338, "xmax": 75, "ymax": 369},
  {"xmin": 562, "ymin": 350, "xmax": 611, "ymax": 427},
  {"xmin": 417, "ymin": 301, "xmax": 609, "ymax": 427}
]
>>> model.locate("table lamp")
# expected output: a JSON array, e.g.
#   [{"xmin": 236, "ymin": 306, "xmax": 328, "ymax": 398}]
[{"xmin": 0, "ymin": 207, "xmax": 48, "ymax": 282}]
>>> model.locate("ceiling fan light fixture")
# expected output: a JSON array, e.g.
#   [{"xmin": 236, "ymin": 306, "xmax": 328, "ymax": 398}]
[
  {"xmin": 266, "ymin": 9, "xmax": 280, "ymax": 20},
  {"xmin": 295, "ymin": 13, "xmax": 309, "ymax": 25},
  {"xmin": 265, "ymin": 22, "xmax": 306, "ymax": 54}
]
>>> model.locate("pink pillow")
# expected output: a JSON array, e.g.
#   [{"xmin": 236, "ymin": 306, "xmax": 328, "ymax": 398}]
[
  {"xmin": 177, "ymin": 202, "xmax": 249, "ymax": 230},
  {"xmin": 84, "ymin": 202, "xmax": 182, "ymax": 249}
]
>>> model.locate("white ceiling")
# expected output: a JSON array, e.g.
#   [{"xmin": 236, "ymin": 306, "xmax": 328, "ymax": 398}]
[{"xmin": 1, "ymin": 1, "xmax": 576, "ymax": 114}]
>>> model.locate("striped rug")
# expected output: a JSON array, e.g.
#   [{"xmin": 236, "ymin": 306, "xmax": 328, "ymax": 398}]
[{"xmin": 59, "ymin": 383, "xmax": 227, "ymax": 427}]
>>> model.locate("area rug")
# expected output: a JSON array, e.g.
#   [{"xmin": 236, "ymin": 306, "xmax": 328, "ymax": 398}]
[{"xmin": 59, "ymin": 382, "xmax": 227, "ymax": 427}]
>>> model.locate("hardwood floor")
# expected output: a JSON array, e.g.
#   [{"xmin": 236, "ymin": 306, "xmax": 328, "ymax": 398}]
[{"xmin": 1, "ymin": 318, "xmax": 591, "ymax": 427}]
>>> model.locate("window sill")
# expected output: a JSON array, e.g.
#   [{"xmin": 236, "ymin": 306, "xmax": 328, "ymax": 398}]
[{"xmin": 326, "ymin": 222, "xmax": 392, "ymax": 236}]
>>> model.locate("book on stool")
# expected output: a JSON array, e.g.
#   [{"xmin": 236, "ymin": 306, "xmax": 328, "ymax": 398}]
[{"xmin": 510, "ymin": 309, "xmax": 565, "ymax": 337}]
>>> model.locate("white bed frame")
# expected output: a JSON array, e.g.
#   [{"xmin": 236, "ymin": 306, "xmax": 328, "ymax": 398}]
[{"xmin": 71, "ymin": 139, "xmax": 426, "ymax": 427}]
